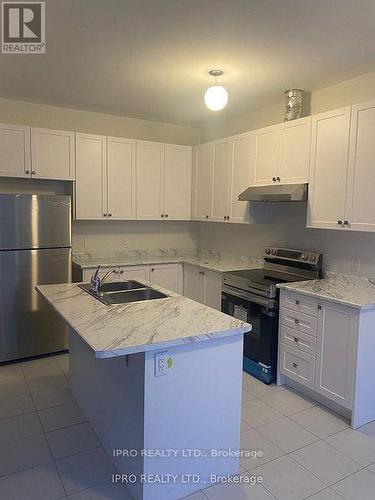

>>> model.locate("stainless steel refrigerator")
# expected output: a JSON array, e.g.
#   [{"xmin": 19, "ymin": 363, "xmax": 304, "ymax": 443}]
[{"xmin": 0, "ymin": 194, "xmax": 72, "ymax": 362}]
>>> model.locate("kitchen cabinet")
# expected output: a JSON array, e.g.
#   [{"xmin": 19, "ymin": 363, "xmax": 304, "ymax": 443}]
[
  {"xmin": 229, "ymin": 132, "xmax": 253, "ymax": 223},
  {"xmin": 251, "ymin": 124, "xmax": 279, "ymax": 186},
  {"xmin": 136, "ymin": 140, "xmax": 164, "ymax": 220},
  {"xmin": 345, "ymin": 100, "xmax": 375, "ymax": 232},
  {"xmin": 307, "ymin": 107, "xmax": 351, "ymax": 230},
  {"xmin": 278, "ymin": 289, "xmax": 375, "ymax": 428},
  {"xmin": 183, "ymin": 263, "xmax": 222, "ymax": 310},
  {"xmin": 191, "ymin": 142, "xmax": 212, "ymax": 221},
  {"xmin": 0, "ymin": 123, "xmax": 31, "ymax": 178},
  {"xmin": 210, "ymin": 138, "xmax": 231, "ymax": 222},
  {"xmin": 118, "ymin": 265, "xmax": 149, "ymax": 282},
  {"xmin": 107, "ymin": 136, "xmax": 136, "ymax": 220},
  {"xmin": 149, "ymin": 263, "xmax": 183, "ymax": 294},
  {"xmin": 315, "ymin": 301, "xmax": 356, "ymax": 408},
  {"xmin": 75, "ymin": 133, "xmax": 107, "ymax": 220},
  {"xmin": 278, "ymin": 116, "xmax": 311, "ymax": 184},
  {"xmin": 163, "ymin": 144, "xmax": 191, "ymax": 220},
  {"xmin": 31, "ymin": 128, "xmax": 75, "ymax": 180}
]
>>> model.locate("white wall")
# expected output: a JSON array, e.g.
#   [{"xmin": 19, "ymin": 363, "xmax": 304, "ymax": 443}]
[{"xmin": 73, "ymin": 220, "xmax": 197, "ymax": 254}]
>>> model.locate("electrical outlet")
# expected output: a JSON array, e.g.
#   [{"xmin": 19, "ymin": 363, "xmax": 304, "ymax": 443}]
[
  {"xmin": 351, "ymin": 258, "xmax": 360, "ymax": 273},
  {"xmin": 155, "ymin": 351, "xmax": 168, "ymax": 377}
]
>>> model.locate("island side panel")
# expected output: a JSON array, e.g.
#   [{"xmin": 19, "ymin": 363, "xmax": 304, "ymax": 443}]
[
  {"xmin": 142, "ymin": 334, "xmax": 243, "ymax": 500},
  {"xmin": 69, "ymin": 328, "xmax": 145, "ymax": 500}
]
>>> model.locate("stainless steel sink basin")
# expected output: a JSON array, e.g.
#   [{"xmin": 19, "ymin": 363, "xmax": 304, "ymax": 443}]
[{"xmin": 78, "ymin": 281, "xmax": 169, "ymax": 305}]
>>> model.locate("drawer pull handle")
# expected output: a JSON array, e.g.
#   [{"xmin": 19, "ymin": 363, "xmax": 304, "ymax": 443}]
[
  {"xmin": 295, "ymin": 300, "xmax": 300, "ymax": 305},
  {"xmin": 292, "ymin": 362, "xmax": 298, "ymax": 368},
  {"xmin": 294, "ymin": 318, "xmax": 299, "ymax": 324},
  {"xmin": 294, "ymin": 337, "xmax": 299, "ymax": 343}
]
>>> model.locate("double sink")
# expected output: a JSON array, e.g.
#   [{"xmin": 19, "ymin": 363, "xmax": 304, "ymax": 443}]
[{"xmin": 79, "ymin": 280, "xmax": 168, "ymax": 305}]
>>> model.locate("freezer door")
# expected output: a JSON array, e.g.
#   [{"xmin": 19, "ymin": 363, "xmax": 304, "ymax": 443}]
[
  {"xmin": 0, "ymin": 194, "xmax": 71, "ymax": 250},
  {"xmin": 0, "ymin": 248, "xmax": 71, "ymax": 362}
]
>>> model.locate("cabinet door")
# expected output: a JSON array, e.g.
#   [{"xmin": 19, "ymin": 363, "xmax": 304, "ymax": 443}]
[
  {"xmin": 203, "ymin": 269, "xmax": 222, "ymax": 310},
  {"xmin": 210, "ymin": 138, "xmax": 231, "ymax": 222},
  {"xmin": 251, "ymin": 125, "xmax": 279, "ymax": 186},
  {"xmin": 107, "ymin": 136, "xmax": 136, "ymax": 220},
  {"xmin": 191, "ymin": 143, "xmax": 212, "ymax": 221},
  {"xmin": 118, "ymin": 265, "xmax": 149, "ymax": 283},
  {"xmin": 0, "ymin": 123, "xmax": 30, "ymax": 178},
  {"xmin": 278, "ymin": 117, "xmax": 311, "ymax": 184},
  {"xmin": 150, "ymin": 263, "xmax": 182, "ymax": 294},
  {"xmin": 230, "ymin": 132, "xmax": 253, "ymax": 223},
  {"xmin": 307, "ymin": 107, "xmax": 351, "ymax": 229},
  {"xmin": 183, "ymin": 263, "xmax": 205, "ymax": 303},
  {"xmin": 345, "ymin": 100, "xmax": 375, "ymax": 232},
  {"xmin": 164, "ymin": 144, "xmax": 191, "ymax": 220},
  {"xmin": 136, "ymin": 141, "xmax": 163, "ymax": 220},
  {"xmin": 31, "ymin": 128, "xmax": 75, "ymax": 180},
  {"xmin": 75, "ymin": 133, "xmax": 107, "ymax": 220},
  {"xmin": 315, "ymin": 301, "xmax": 357, "ymax": 408}
]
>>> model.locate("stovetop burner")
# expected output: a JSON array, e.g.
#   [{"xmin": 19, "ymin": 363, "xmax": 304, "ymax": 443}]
[{"xmin": 227, "ymin": 268, "xmax": 310, "ymax": 287}]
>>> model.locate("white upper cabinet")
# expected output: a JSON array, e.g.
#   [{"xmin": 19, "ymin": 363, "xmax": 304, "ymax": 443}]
[
  {"xmin": 345, "ymin": 100, "xmax": 375, "ymax": 232},
  {"xmin": 210, "ymin": 137, "xmax": 231, "ymax": 222},
  {"xmin": 251, "ymin": 124, "xmax": 280, "ymax": 186},
  {"xmin": 107, "ymin": 136, "xmax": 136, "ymax": 220},
  {"xmin": 75, "ymin": 133, "xmax": 107, "ymax": 220},
  {"xmin": 31, "ymin": 128, "xmax": 75, "ymax": 180},
  {"xmin": 191, "ymin": 143, "xmax": 212, "ymax": 221},
  {"xmin": 163, "ymin": 144, "xmax": 192, "ymax": 220},
  {"xmin": 136, "ymin": 140, "xmax": 164, "ymax": 220},
  {"xmin": 278, "ymin": 116, "xmax": 311, "ymax": 184},
  {"xmin": 0, "ymin": 123, "xmax": 31, "ymax": 178},
  {"xmin": 230, "ymin": 132, "xmax": 253, "ymax": 223},
  {"xmin": 307, "ymin": 107, "xmax": 351, "ymax": 230}
]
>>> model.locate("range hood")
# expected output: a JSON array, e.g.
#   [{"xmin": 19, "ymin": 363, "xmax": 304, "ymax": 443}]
[{"xmin": 238, "ymin": 183, "xmax": 308, "ymax": 202}]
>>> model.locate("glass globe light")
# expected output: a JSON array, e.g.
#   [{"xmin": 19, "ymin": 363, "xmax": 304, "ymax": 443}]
[{"xmin": 204, "ymin": 85, "xmax": 228, "ymax": 111}]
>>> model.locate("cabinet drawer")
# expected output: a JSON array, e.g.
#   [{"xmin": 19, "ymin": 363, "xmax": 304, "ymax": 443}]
[
  {"xmin": 281, "ymin": 291, "xmax": 318, "ymax": 317},
  {"xmin": 280, "ymin": 308, "xmax": 318, "ymax": 337},
  {"xmin": 279, "ymin": 344, "xmax": 315, "ymax": 389},
  {"xmin": 280, "ymin": 325, "xmax": 317, "ymax": 356}
]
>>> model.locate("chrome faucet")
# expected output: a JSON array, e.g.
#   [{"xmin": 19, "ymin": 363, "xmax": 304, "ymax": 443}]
[{"xmin": 90, "ymin": 266, "xmax": 116, "ymax": 294}]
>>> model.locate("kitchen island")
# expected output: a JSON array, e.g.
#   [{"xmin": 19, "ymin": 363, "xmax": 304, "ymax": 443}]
[{"xmin": 37, "ymin": 282, "xmax": 251, "ymax": 500}]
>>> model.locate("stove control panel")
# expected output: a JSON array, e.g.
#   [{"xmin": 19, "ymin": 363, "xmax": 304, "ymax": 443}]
[{"xmin": 264, "ymin": 247, "xmax": 322, "ymax": 269}]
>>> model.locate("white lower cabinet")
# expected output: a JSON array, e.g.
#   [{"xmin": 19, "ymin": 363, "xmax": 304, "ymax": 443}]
[
  {"xmin": 279, "ymin": 290, "xmax": 375, "ymax": 428},
  {"xmin": 183, "ymin": 263, "xmax": 222, "ymax": 310},
  {"xmin": 149, "ymin": 263, "xmax": 183, "ymax": 294},
  {"xmin": 118, "ymin": 265, "xmax": 149, "ymax": 283}
]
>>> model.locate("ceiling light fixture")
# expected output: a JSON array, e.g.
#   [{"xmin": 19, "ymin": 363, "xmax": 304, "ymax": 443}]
[{"xmin": 204, "ymin": 69, "xmax": 228, "ymax": 111}]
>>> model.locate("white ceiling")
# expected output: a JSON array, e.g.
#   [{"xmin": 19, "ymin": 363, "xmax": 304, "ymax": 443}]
[{"xmin": 1, "ymin": 0, "xmax": 375, "ymax": 126}]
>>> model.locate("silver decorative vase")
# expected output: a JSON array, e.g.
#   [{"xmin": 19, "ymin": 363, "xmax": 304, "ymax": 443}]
[{"xmin": 284, "ymin": 89, "xmax": 304, "ymax": 121}]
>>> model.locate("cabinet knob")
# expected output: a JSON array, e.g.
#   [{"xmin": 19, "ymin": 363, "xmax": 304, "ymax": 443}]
[
  {"xmin": 108, "ymin": 213, "xmax": 112, "ymax": 217},
  {"xmin": 103, "ymin": 213, "xmax": 107, "ymax": 217},
  {"xmin": 120, "ymin": 270, "xmax": 124, "ymax": 274},
  {"xmin": 292, "ymin": 362, "xmax": 298, "ymax": 369},
  {"xmin": 161, "ymin": 214, "xmax": 164, "ymax": 218},
  {"xmin": 272, "ymin": 176, "xmax": 277, "ymax": 182},
  {"xmin": 337, "ymin": 220, "xmax": 343, "ymax": 225},
  {"xmin": 165, "ymin": 214, "xmax": 168, "ymax": 218},
  {"xmin": 343, "ymin": 220, "xmax": 349, "ymax": 226},
  {"xmin": 31, "ymin": 170, "xmax": 36, "ymax": 175},
  {"xmin": 205, "ymin": 215, "xmax": 209, "ymax": 219},
  {"xmin": 276, "ymin": 176, "xmax": 281, "ymax": 182},
  {"xmin": 151, "ymin": 268, "xmax": 155, "ymax": 272}
]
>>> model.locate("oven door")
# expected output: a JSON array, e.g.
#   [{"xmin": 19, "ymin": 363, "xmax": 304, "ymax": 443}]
[{"xmin": 222, "ymin": 286, "xmax": 278, "ymax": 383}]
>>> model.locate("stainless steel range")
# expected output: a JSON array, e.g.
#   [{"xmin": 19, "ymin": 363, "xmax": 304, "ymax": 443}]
[{"xmin": 222, "ymin": 247, "xmax": 323, "ymax": 384}]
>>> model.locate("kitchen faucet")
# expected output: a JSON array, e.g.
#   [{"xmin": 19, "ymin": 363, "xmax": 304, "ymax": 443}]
[{"xmin": 90, "ymin": 266, "xmax": 116, "ymax": 294}]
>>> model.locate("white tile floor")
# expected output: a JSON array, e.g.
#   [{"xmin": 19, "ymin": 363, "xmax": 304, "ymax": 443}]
[{"xmin": 1, "ymin": 354, "xmax": 375, "ymax": 499}]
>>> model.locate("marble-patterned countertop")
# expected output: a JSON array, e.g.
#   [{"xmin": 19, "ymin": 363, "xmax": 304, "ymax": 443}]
[
  {"xmin": 36, "ymin": 282, "xmax": 251, "ymax": 358},
  {"xmin": 277, "ymin": 273, "xmax": 375, "ymax": 310},
  {"xmin": 73, "ymin": 250, "xmax": 262, "ymax": 274}
]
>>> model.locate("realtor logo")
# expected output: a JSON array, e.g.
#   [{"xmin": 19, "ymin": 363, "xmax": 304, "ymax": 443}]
[{"xmin": 2, "ymin": 2, "xmax": 45, "ymax": 53}]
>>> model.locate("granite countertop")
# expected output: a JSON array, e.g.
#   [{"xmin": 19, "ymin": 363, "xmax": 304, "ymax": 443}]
[
  {"xmin": 277, "ymin": 273, "xmax": 375, "ymax": 310},
  {"xmin": 73, "ymin": 251, "xmax": 262, "ymax": 274},
  {"xmin": 36, "ymin": 282, "xmax": 251, "ymax": 358}
]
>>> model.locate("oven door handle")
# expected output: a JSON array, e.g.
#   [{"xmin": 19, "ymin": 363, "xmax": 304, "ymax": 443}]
[{"xmin": 222, "ymin": 285, "xmax": 277, "ymax": 309}]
